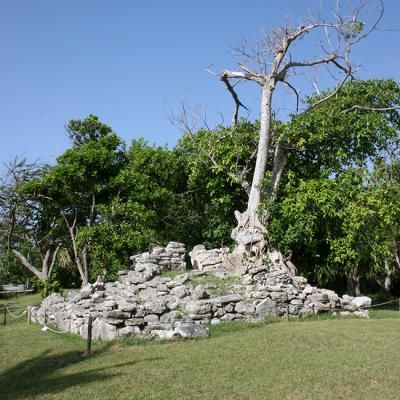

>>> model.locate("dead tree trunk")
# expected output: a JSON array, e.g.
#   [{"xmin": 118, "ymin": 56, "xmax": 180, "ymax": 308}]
[{"xmin": 231, "ymin": 83, "xmax": 274, "ymax": 254}]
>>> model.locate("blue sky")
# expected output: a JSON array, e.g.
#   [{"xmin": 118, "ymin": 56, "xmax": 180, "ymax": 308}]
[{"xmin": 1, "ymin": 0, "xmax": 400, "ymax": 165}]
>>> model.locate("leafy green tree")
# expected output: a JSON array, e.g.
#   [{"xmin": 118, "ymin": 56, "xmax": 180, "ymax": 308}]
[
  {"xmin": 30, "ymin": 115, "xmax": 126, "ymax": 285},
  {"xmin": 0, "ymin": 159, "xmax": 61, "ymax": 285},
  {"xmin": 267, "ymin": 79, "xmax": 400, "ymax": 293},
  {"xmin": 87, "ymin": 139, "xmax": 191, "ymax": 280}
]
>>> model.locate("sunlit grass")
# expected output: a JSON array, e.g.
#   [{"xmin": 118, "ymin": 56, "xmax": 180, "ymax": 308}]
[{"xmin": 1, "ymin": 294, "xmax": 399, "ymax": 400}]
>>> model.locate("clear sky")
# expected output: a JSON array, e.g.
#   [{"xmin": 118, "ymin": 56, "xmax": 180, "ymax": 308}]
[{"xmin": 1, "ymin": 0, "xmax": 400, "ymax": 165}]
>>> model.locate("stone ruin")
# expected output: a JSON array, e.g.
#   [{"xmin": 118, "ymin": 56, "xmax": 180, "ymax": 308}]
[{"xmin": 30, "ymin": 242, "xmax": 372, "ymax": 341}]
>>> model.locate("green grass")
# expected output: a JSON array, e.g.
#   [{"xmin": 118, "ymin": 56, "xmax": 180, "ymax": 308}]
[
  {"xmin": 190, "ymin": 272, "xmax": 241, "ymax": 295},
  {"xmin": 1, "ymin": 294, "xmax": 400, "ymax": 400},
  {"xmin": 159, "ymin": 270, "xmax": 186, "ymax": 279}
]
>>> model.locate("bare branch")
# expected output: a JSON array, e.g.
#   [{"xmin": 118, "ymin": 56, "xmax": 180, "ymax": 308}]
[
  {"xmin": 220, "ymin": 74, "xmax": 249, "ymax": 127},
  {"xmin": 282, "ymin": 80, "xmax": 300, "ymax": 111},
  {"xmin": 307, "ymin": 66, "xmax": 352, "ymax": 111},
  {"xmin": 238, "ymin": 63, "xmax": 261, "ymax": 79},
  {"xmin": 205, "ymin": 64, "xmax": 218, "ymax": 76},
  {"xmin": 220, "ymin": 70, "xmax": 263, "ymax": 85},
  {"xmin": 350, "ymin": 0, "xmax": 384, "ymax": 45},
  {"xmin": 278, "ymin": 54, "xmax": 337, "ymax": 80},
  {"xmin": 343, "ymin": 104, "xmax": 400, "ymax": 113}
]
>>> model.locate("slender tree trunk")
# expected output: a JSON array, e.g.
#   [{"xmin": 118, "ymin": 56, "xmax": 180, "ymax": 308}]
[
  {"xmin": 346, "ymin": 273, "xmax": 355, "ymax": 296},
  {"xmin": 248, "ymin": 83, "xmax": 273, "ymax": 213},
  {"xmin": 347, "ymin": 271, "xmax": 361, "ymax": 296},
  {"xmin": 11, "ymin": 249, "xmax": 46, "ymax": 281},
  {"xmin": 355, "ymin": 275, "xmax": 361, "ymax": 297},
  {"xmin": 231, "ymin": 82, "xmax": 274, "ymax": 255},
  {"xmin": 383, "ymin": 259, "xmax": 392, "ymax": 295},
  {"xmin": 67, "ymin": 224, "xmax": 89, "ymax": 287},
  {"xmin": 11, "ymin": 246, "xmax": 59, "ymax": 284}
]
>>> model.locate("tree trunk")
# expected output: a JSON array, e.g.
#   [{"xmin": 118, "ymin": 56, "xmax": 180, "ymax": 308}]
[
  {"xmin": 346, "ymin": 273, "xmax": 355, "ymax": 296},
  {"xmin": 231, "ymin": 82, "xmax": 274, "ymax": 256},
  {"xmin": 355, "ymin": 275, "xmax": 361, "ymax": 297},
  {"xmin": 11, "ymin": 249, "xmax": 46, "ymax": 282},
  {"xmin": 383, "ymin": 259, "xmax": 392, "ymax": 295},
  {"xmin": 347, "ymin": 271, "xmax": 361, "ymax": 296},
  {"xmin": 67, "ymin": 224, "xmax": 89, "ymax": 287}
]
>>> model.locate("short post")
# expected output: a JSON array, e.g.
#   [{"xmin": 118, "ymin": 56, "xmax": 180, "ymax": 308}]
[
  {"xmin": 44, "ymin": 307, "xmax": 47, "ymax": 325},
  {"xmin": 286, "ymin": 305, "xmax": 289, "ymax": 321},
  {"xmin": 27, "ymin": 306, "xmax": 32, "ymax": 325},
  {"xmin": 85, "ymin": 316, "xmax": 93, "ymax": 356},
  {"xmin": 3, "ymin": 304, "xmax": 7, "ymax": 325}
]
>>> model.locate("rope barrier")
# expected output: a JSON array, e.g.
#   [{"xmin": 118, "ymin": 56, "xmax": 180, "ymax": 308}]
[
  {"xmin": 5, "ymin": 305, "xmax": 27, "ymax": 318},
  {"xmin": 363, "ymin": 299, "xmax": 399, "ymax": 308},
  {"xmin": 41, "ymin": 324, "xmax": 70, "ymax": 334},
  {"xmin": 324, "ymin": 298, "xmax": 400, "ymax": 313}
]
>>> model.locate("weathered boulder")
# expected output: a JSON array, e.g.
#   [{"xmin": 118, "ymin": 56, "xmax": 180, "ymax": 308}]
[
  {"xmin": 235, "ymin": 301, "xmax": 256, "ymax": 314},
  {"xmin": 351, "ymin": 296, "xmax": 372, "ymax": 309},
  {"xmin": 191, "ymin": 285, "xmax": 208, "ymax": 300},
  {"xmin": 92, "ymin": 319, "xmax": 117, "ymax": 341},
  {"xmin": 185, "ymin": 300, "xmax": 212, "ymax": 315},
  {"xmin": 174, "ymin": 322, "xmax": 209, "ymax": 338},
  {"xmin": 256, "ymin": 298, "xmax": 278, "ymax": 317}
]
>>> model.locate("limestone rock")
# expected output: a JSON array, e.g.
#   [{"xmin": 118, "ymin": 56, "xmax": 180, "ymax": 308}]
[
  {"xmin": 256, "ymin": 298, "xmax": 278, "ymax": 317},
  {"xmin": 185, "ymin": 300, "xmax": 212, "ymax": 315},
  {"xmin": 174, "ymin": 322, "xmax": 209, "ymax": 338},
  {"xmin": 30, "ymin": 242, "xmax": 365, "ymax": 342},
  {"xmin": 351, "ymin": 296, "xmax": 372, "ymax": 309},
  {"xmin": 92, "ymin": 320, "xmax": 117, "ymax": 341},
  {"xmin": 235, "ymin": 301, "xmax": 256, "ymax": 314},
  {"xmin": 191, "ymin": 285, "xmax": 208, "ymax": 300},
  {"xmin": 118, "ymin": 326, "xmax": 141, "ymax": 337}
]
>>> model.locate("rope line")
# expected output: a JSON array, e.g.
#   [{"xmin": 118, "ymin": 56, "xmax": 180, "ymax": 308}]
[
  {"xmin": 363, "ymin": 299, "xmax": 399, "ymax": 308},
  {"xmin": 324, "ymin": 298, "xmax": 400, "ymax": 313},
  {"xmin": 41, "ymin": 324, "xmax": 70, "ymax": 334},
  {"xmin": 5, "ymin": 305, "xmax": 27, "ymax": 318}
]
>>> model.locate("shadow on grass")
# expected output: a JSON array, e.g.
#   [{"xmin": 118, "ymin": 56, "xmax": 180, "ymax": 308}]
[{"xmin": 0, "ymin": 348, "xmax": 161, "ymax": 400}]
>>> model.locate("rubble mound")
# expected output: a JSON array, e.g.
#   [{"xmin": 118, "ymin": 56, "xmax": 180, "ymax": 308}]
[{"xmin": 31, "ymin": 243, "xmax": 371, "ymax": 341}]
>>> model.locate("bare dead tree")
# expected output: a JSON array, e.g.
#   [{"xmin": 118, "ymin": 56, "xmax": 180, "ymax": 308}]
[{"xmin": 210, "ymin": 0, "xmax": 386, "ymax": 262}]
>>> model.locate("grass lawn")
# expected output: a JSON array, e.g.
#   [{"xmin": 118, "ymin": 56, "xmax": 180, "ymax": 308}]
[{"xmin": 1, "ymin": 294, "xmax": 399, "ymax": 400}]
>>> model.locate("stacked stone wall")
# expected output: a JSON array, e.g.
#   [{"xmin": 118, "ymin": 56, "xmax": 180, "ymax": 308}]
[{"xmin": 31, "ymin": 242, "xmax": 371, "ymax": 341}]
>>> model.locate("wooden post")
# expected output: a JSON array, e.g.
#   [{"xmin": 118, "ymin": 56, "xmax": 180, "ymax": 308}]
[
  {"xmin": 44, "ymin": 307, "xmax": 47, "ymax": 325},
  {"xmin": 3, "ymin": 304, "xmax": 7, "ymax": 325},
  {"xmin": 85, "ymin": 316, "xmax": 93, "ymax": 356},
  {"xmin": 27, "ymin": 306, "xmax": 32, "ymax": 325},
  {"xmin": 286, "ymin": 305, "xmax": 289, "ymax": 321}
]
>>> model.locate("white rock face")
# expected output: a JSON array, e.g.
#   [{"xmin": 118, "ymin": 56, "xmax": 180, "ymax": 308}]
[
  {"xmin": 189, "ymin": 245, "xmax": 229, "ymax": 271},
  {"xmin": 351, "ymin": 296, "xmax": 372, "ymax": 309}
]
